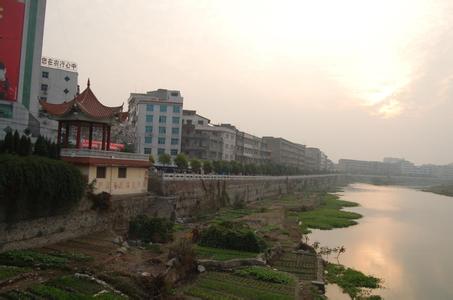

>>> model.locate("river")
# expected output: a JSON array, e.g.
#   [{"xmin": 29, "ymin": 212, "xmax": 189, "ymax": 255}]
[{"xmin": 309, "ymin": 183, "xmax": 453, "ymax": 300}]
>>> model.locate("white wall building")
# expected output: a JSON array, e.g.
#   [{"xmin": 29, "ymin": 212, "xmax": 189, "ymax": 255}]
[
  {"xmin": 0, "ymin": 0, "xmax": 47, "ymax": 138},
  {"xmin": 128, "ymin": 89, "xmax": 183, "ymax": 158},
  {"xmin": 38, "ymin": 58, "xmax": 78, "ymax": 138}
]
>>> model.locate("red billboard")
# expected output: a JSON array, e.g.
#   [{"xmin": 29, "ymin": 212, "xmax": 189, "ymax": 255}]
[{"xmin": 0, "ymin": 0, "xmax": 25, "ymax": 102}]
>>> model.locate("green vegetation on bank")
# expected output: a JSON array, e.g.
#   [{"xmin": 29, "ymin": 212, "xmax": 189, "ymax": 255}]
[
  {"xmin": 195, "ymin": 245, "xmax": 258, "ymax": 261},
  {"xmin": 299, "ymin": 193, "xmax": 361, "ymax": 233},
  {"xmin": 423, "ymin": 184, "xmax": 453, "ymax": 197},
  {"xmin": 0, "ymin": 249, "xmax": 92, "ymax": 269},
  {"xmin": 0, "ymin": 265, "xmax": 30, "ymax": 281},
  {"xmin": 325, "ymin": 263, "xmax": 382, "ymax": 299},
  {"xmin": 0, "ymin": 154, "xmax": 86, "ymax": 223},
  {"xmin": 184, "ymin": 271, "xmax": 295, "ymax": 300},
  {"xmin": 234, "ymin": 266, "xmax": 294, "ymax": 284},
  {"xmin": 128, "ymin": 215, "xmax": 174, "ymax": 243}
]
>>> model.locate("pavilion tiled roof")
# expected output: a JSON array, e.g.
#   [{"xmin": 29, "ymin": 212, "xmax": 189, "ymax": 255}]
[{"xmin": 39, "ymin": 81, "xmax": 123, "ymax": 120}]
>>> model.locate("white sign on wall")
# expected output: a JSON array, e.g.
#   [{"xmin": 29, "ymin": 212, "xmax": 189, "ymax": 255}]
[{"xmin": 41, "ymin": 57, "xmax": 78, "ymax": 72}]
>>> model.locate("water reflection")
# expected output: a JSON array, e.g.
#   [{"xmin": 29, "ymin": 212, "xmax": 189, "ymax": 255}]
[{"xmin": 310, "ymin": 183, "xmax": 453, "ymax": 300}]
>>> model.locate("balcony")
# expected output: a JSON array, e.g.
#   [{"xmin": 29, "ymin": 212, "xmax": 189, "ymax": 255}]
[{"xmin": 60, "ymin": 148, "xmax": 150, "ymax": 167}]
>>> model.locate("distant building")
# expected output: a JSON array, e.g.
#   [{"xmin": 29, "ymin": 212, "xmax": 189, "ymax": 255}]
[
  {"xmin": 262, "ymin": 136, "xmax": 305, "ymax": 169},
  {"xmin": 38, "ymin": 57, "xmax": 78, "ymax": 138},
  {"xmin": 305, "ymin": 147, "xmax": 322, "ymax": 172},
  {"xmin": 128, "ymin": 89, "xmax": 183, "ymax": 158},
  {"xmin": 338, "ymin": 159, "xmax": 399, "ymax": 175},
  {"xmin": 181, "ymin": 110, "xmax": 236, "ymax": 161}
]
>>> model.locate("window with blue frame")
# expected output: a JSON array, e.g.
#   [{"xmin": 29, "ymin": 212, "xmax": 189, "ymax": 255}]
[
  {"xmin": 170, "ymin": 149, "xmax": 178, "ymax": 156},
  {"xmin": 159, "ymin": 116, "xmax": 166, "ymax": 123},
  {"xmin": 144, "ymin": 148, "xmax": 152, "ymax": 154},
  {"xmin": 159, "ymin": 126, "xmax": 166, "ymax": 134},
  {"xmin": 172, "ymin": 117, "xmax": 180, "ymax": 124},
  {"xmin": 158, "ymin": 137, "xmax": 166, "ymax": 144},
  {"xmin": 173, "ymin": 105, "xmax": 181, "ymax": 113},
  {"xmin": 145, "ymin": 136, "xmax": 152, "ymax": 144},
  {"xmin": 145, "ymin": 126, "xmax": 153, "ymax": 132},
  {"xmin": 146, "ymin": 115, "xmax": 153, "ymax": 122},
  {"xmin": 171, "ymin": 138, "xmax": 179, "ymax": 145},
  {"xmin": 146, "ymin": 104, "xmax": 153, "ymax": 111},
  {"xmin": 172, "ymin": 127, "xmax": 179, "ymax": 135},
  {"xmin": 158, "ymin": 148, "xmax": 165, "ymax": 155},
  {"xmin": 160, "ymin": 104, "xmax": 167, "ymax": 112}
]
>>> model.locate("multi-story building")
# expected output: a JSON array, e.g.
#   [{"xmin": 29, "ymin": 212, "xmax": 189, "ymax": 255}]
[
  {"xmin": 128, "ymin": 89, "xmax": 183, "ymax": 158},
  {"xmin": 338, "ymin": 159, "xmax": 400, "ymax": 175},
  {"xmin": 305, "ymin": 147, "xmax": 321, "ymax": 172},
  {"xmin": 262, "ymin": 136, "xmax": 305, "ymax": 169},
  {"xmin": 181, "ymin": 110, "xmax": 236, "ymax": 161},
  {"xmin": 38, "ymin": 57, "xmax": 78, "ymax": 138},
  {"xmin": 0, "ymin": 0, "xmax": 47, "ymax": 138},
  {"xmin": 232, "ymin": 127, "xmax": 270, "ymax": 165}
]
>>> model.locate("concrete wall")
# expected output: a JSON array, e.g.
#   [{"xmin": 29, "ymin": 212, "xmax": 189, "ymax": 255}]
[{"xmin": 86, "ymin": 165, "xmax": 149, "ymax": 195}]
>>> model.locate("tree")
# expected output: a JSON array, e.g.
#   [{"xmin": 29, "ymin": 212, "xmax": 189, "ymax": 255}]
[
  {"xmin": 158, "ymin": 153, "xmax": 171, "ymax": 165},
  {"xmin": 203, "ymin": 160, "xmax": 213, "ymax": 174},
  {"xmin": 33, "ymin": 136, "xmax": 48, "ymax": 157},
  {"xmin": 230, "ymin": 161, "xmax": 243, "ymax": 175},
  {"xmin": 2, "ymin": 131, "xmax": 13, "ymax": 153},
  {"xmin": 149, "ymin": 154, "xmax": 155, "ymax": 164},
  {"xmin": 190, "ymin": 159, "xmax": 201, "ymax": 173},
  {"xmin": 12, "ymin": 130, "xmax": 20, "ymax": 154},
  {"xmin": 174, "ymin": 153, "xmax": 188, "ymax": 170},
  {"xmin": 18, "ymin": 135, "xmax": 31, "ymax": 156}
]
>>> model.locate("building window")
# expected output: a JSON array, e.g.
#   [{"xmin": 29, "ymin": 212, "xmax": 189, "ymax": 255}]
[
  {"xmin": 159, "ymin": 126, "xmax": 166, "ymax": 134},
  {"xmin": 64, "ymin": 76, "xmax": 70, "ymax": 82},
  {"xmin": 42, "ymin": 71, "xmax": 49, "ymax": 78},
  {"xmin": 171, "ymin": 91, "xmax": 179, "ymax": 97},
  {"xmin": 186, "ymin": 120, "xmax": 192, "ymax": 125},
  {"xmin": 40, "ymin": 96, "xmax": 47, "ymax": 101},
  {"xmin": 172, "ymin": 127, "xmax": 179, "ymax": 135},
  {"xmin": 118, "ymin": 167, "xmax": 127, "ymax": 178},
  {"xmin": 160, "ymin": 104, "xmax": 167, "ymax": 112},
  {"xmin": 96, "ymin": 166, "xmax": 106, "ymax": 178},
  {"xmin": 144, "ymin": 148, "xmax": 152, "ymax": 154},
  {"xmin": 146, "ymin": 104, "xmax": 154, "ymax": 111},
  {"xmin": 146, "ymin": 115, "xmax": 153, "ymax": 122},
  {"xmin": 0, "ymin": 103, "xmax": 13, "ymax": 119},
  {"xmin": 172, "ymin": 116, "xmax": 180, "ymax": 124},
  {"xmin": 171, "ymin": 138, "xmax": 179, "ymax": 145},
  {"xmin": 159, "ymin": 116, "xmax": 166, "ymax": 123},
  {"xmin": 170, "ymin": 149, "xmax": 178, "ymax": 156},
  {"xmin": 63, "ymin": 88, "xmax": 69, "ymax": 94},
  {"xmin": 173, "ymin": 105, "xmax": 181, "ymax": 113},
  {"xmin": 145, "ymin": 126, "xmax": 153, "ymax": 132},
  {"xmin": 145, "ymin": 136, "xmax": 152, "ymax": 144},
  {"xmin": 41, "ymin": 84, "xmax": 48, "ymax": 91},
  {"xmin": 158, "ymin": 137, "xmax": 165, "ymax": 145},
  {"xmin": 158, "ymin": 148, "xmax": 165, "ymax": 155},
  {"xmin": 198, "ymin": 120, "xmax": 204, "ymax": 125}
]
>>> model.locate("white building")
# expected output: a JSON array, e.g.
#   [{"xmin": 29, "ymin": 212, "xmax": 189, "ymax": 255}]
[
  {"xmin": 38, "ymin": 57, "xmax": 78, "ymax": 138},
  {"xmin": 0, "ymin": 0, "xmax": 47, "ymax": 138},
  {"xmin": 128, "ymin": 89, "xmax": 183, "ymax": 158}
]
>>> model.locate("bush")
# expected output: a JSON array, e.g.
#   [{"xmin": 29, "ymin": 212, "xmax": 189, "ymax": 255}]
[
  {"xmin": 128, "ymin": 215, "xmax": 174, "ymax": 243},
  {"xmin": 199, "ymin": 222, "xmax": 267, "ymax": 253},
  {"xmin": 0, "ymin": 154, "xmax": 86, "ymax": 223}
]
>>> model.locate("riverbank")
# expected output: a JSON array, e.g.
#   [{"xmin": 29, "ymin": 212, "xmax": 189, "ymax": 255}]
[{"xmin": 422, "ymin": 184, "xmax": 453, "ymax": 197}]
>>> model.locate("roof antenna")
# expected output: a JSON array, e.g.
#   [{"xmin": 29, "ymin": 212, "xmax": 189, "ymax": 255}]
[{"xmin": 87, "ymin": 78, "xmax": 91, "ymax": 88}]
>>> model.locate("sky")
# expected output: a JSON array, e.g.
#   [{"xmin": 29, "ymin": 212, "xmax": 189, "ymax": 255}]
[{"xmin": 42, "ymin": 0, "xmax": 453, "ymax": 165}]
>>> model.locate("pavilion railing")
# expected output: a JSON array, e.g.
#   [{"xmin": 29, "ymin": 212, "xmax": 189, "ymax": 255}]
[{"xmin": 60, "ymin": 148, "xmax": 149, "ymax": 161}]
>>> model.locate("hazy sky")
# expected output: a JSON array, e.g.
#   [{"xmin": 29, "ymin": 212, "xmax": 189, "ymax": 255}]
[{"xmin": 43, "ymin": 0, "xmax": 453, "ymax": 165}]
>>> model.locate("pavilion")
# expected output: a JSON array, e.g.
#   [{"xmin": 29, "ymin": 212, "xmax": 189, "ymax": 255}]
[{"xmin": 39, "ymin": 80, "xmax": 150, "ymax": 195}]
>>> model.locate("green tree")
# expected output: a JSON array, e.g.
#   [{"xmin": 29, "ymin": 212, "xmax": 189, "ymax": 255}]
[
  {"xmin": 2, "ymin": 131, "xmax": 13, "ymax": 153},
  {"xmin": 174, "ymin": 153, "xmax": 189, "ymax": 170},
  {"xmin": 18, "ymin": 135, "xmax": 32, "ymax": 156},
  {"xmin": 149, "ymin": 154, "xmax": 155, "ymax": 164},
  {"xmin": 33, "ymin": 136, "xmax": 48, "ymax": 157},
  {"xmin": 230, "ymin": 161, "xmax": 243, "ymax": 175},
  {"xmin": 158, "ymin": 153, "xmax": 171, "ymax": 165},
  {"xmin": 203, "ymin": 160, "xmax": 213, "ymax": 174},
  {"xmin": 190, "ymin": 159, "xmax": 201, "ymax": 173},
  {"xmin": 12, "ymin": 130, "xmax": 20, "ymax": 154}
]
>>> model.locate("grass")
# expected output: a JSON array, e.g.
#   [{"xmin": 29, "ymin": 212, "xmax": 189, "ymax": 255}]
[
  {"xmin": 423, "ymin": 184, "xmax": 453, "ymax": 197},
  {"xmin": 195, "ymin": 245, "xmax": 258, "ymax": 261},
  {"xmin": 0, "ymin": 265, "xmax": 30, "ymax": 281},
  {"xmin": 184, "ymin": 271, "xmax": 295, "ymax": 300},
  {"xmin": 299, "ymin": 193, "xmax": 361, "ymax": 233},
  {"xmin": 211, "ymin": 208, "xmax": 255, "ymax": 223},
  {"xmin": 234, "ymin": 266, "xmax": 294, "ymax": 284},
  {"xmin": 325, "ymin": 263, "xmax": 382, "ymax": 299},
  {"xmin": 0, "ymin": 250, "xmax": 69, "ymax": 269}
]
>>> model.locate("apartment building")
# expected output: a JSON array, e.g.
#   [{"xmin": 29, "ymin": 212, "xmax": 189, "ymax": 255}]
[
  {"xmin": 128, "ymin": 89, "xmax": 183, "ymax": 157},
  {"xmin": 262, "ymin": 136, "xmax": 305, "ymax": 169}
]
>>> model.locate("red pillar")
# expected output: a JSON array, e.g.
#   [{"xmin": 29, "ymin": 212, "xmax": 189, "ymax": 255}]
[
  {"xmin": 57, "ymin": 121, "xmax": 62, "ymax": 145},
  {"xmin": 64, "ymin": 122, "xmax": 69, "ymax": 148},
  {"xmin": 106, "ymin": 126, "xmax": 111, "ymax": 151},
  {"xmin": 88, "ymin": 123, "xmax": 93, "ymax": 149},
  {"xmin": 76, "ymin": 122, "xmax": 81, "ymax": 149},
  {"xmin": 101, "ymin": 124, "xmax": 106, "ymax": 150}
]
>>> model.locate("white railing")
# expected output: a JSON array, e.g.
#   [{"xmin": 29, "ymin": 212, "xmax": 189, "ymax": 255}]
[
  {"xmin": 162, "ymin": 173, "xmax": 338, "ymax": 181},
  {"xmin": 60, "ymin": 148, "xmax": 149, "ymax": 161}
]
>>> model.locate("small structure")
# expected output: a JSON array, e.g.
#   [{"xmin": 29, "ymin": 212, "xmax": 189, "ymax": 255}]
[{"xmin": 40, "ymin": 80, "xmax": 150, "ymax": 195}]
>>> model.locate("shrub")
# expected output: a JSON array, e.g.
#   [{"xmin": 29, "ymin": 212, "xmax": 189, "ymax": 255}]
[
  {"xmin": 0, "ymin": 154, "xmax": 85, "ymax": 223},
  {"xmin": 128, "ymin": 215, "xmax": 174, "ymax": 243},
  {"xmin": 199, "ymin": 222, "xmax": 267, "ymax": 253}
]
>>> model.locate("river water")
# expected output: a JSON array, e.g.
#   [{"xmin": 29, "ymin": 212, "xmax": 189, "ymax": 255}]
[{"xmin": 309, "ymin": 183, "xmax": 453, "ymax": 300}]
